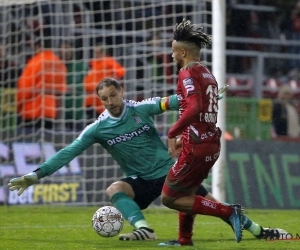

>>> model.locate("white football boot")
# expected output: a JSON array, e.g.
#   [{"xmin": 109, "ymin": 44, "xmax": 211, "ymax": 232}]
[{"xmin": 119, "ymin": 227, "xmax": 157, "ymax": 241}]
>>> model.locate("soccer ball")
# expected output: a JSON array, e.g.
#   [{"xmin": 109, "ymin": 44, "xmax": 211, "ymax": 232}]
[{"xmin": 92, "ymin": 206, "xmax": 124, "ymax": 237}]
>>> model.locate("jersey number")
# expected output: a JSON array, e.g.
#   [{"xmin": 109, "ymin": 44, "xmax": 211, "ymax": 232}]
[{"xmin": 206, "ymin": 85, "xmax": 218, "ymax": 112}]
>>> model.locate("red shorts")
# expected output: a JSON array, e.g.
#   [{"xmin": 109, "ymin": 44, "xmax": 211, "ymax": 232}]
[{"xmin": 163, "ymin": 140, "xmax": 221, "ymax": 198}]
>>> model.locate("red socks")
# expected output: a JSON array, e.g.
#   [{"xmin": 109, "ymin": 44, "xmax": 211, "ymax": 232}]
[
  {"xmin": 177, "ymin": 212, "xmax": 195, "ymax": 245},
  {"xmin": 192, "ymin": 195, "xmax": 232, "ymax": 218},
  {"xmin": 177, "ymin": 196, "xmax": 233, "ymax": 245}
]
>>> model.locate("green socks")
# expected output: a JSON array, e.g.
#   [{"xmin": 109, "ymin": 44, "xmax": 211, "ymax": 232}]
[
  {"xmin": 242, "ymin": 214, "xmax": 261, "ymax": 236},
  {"xmin": 222, "ymin": 202, "xmax": 262, "ymax": 237},
  {"xmin": 110, "ymin": 192, "xmax": 148, "ymax": 229},
  {"xmin": 134, "ymin": 220, "xmax": 150, "ymax": 229}
]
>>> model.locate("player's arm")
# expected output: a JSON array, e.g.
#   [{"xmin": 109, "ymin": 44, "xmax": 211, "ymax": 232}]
[
  {"xmin": 167, "ymin": 82, "xmax": 228, "ymax": 138},
  {"xmin": 167, "ymin": 93, "xmax": 202, "ymax": 158},
  {"xmin": 159, "ymin": 94, "xmax": 179, "ymax": 112},
  {"xmin": 168, "ymin": 92, "xmax": 202, "ymax": 138},
  {"xmin": 176, "ymin": 136, "xmax": 182, "ymax": 149},
  {"xmin": 8, "ymin": 128, "xmax": 96, "ymax": 196},
  {"xmin": 134, "ymin": 95, "xmax": 179, "ymax": 116},
  {"xmin": 145, "ymin": 94, "xmax": 179, "ymax": 115},
  {"xmin": 36, "ymin": 138, "xmax": 90, "ymax": 178}
]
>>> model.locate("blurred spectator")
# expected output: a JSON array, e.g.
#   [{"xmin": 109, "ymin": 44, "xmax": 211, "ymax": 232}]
[
  {"xmin": 57, "ymin": 40, "xmax": 87, "ymax": 131},
  {"xmin": 24, "ymin": 2, "xmax": 52, "ymax": 37},
  {"xmin": 272, "ymin": 84, "xmax": 300, "ymax": 138},
  {"xmin": 280, "ymin": 0, "xmax": 300, "ymax": 73},
  {"xmin": 146, "ymin": 32, "xmax": 174, "ymax": 95},
  {"xmin": 0, "ymin": 42, "xmax": 21, "ymax": 88},
  {"xmin": 83, "ymin": 1, "xmax": 112, "ymax": 29},
  {"xmin": 165, "ymin": 4, "xmax": 193, "ymax": 31},
  {"xmin": 148, "ymin": 32, "xmax": 173, "ymax": 82},
  {"xmin": 17, "ymin": 38, "xmax": 67, "ymax": 130},
  {"xmin": 114, "ymin": 1, "xmax": 163, "ymax": 31},
  {"xmin": 226, "ymin": 2, "xmax": 251, "ymax": 73},
  {"xmin": 147, "ymin": 32, "xmax": 165, "ymax": 84},
  {"xmin": 226, "ymin": 1, "xmax": 284, "ymax": 74},
  {"xmin": 83, "ymin": 43, "xmax": 125, "ymax": 121}
]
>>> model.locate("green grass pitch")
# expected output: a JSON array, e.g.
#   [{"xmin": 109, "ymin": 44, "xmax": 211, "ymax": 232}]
[{"xmin": 0, "ymin": 206, "xmax": 299, "ymax": 250}]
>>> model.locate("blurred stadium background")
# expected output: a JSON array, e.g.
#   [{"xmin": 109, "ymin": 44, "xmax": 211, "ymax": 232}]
[{"xmin": 0, "ymin": 0, "xmax": 299, "ymax": 209}]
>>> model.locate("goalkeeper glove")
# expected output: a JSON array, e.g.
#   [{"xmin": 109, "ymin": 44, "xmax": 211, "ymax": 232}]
[
  {"xmin": 217, "ymin": 84, "xmax": 229, "ymax": 100},
  {"xmin": 8, "ymin": 172, "xmax": 38, "ymax": 196}
]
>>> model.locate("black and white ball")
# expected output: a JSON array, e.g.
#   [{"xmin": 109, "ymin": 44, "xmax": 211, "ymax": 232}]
[{"xmin": 92, "ymin": 206, "xmax": 124, "ymax": 237}]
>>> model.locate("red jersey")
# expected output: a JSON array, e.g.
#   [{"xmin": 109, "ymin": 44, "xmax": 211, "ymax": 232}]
[{"xmin": 168, "ymin": 61, "xmax": 220, "ymax": 144}]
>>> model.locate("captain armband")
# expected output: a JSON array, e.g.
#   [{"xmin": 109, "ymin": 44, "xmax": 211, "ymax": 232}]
[{"xmin": 160, "ymin": 97, "xmax": 170, "ymax": 111}]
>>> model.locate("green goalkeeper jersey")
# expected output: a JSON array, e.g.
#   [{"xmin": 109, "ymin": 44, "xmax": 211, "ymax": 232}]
[{"xmin": 38, "ymin": 95, "xmax": 179, "ymax": 180}]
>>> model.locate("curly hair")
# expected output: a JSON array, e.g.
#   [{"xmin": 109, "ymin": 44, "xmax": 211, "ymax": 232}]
[{"xmin": 173, "ymin": 19, "xmax": 212, "ymax": 49}]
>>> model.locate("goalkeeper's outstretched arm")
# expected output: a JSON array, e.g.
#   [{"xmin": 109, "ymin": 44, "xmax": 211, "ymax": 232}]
[
  {"xmin": 8, "ymin": 133, "xmax": 94, "ymax": 196},
  {"xmin": 8, "ymin": 172, "xmax": 39, "ymax": 196}
]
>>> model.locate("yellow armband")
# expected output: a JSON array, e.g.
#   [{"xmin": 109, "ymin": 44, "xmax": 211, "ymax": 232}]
[{"xmin": 160, "ymin": 97, "xmax": 170, "ymax": 111}]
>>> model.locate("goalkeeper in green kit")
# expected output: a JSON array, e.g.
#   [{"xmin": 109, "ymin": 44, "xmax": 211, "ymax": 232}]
[{"xmin": 8, "ymin": 77, "xmax": 289, "ymax": 243}]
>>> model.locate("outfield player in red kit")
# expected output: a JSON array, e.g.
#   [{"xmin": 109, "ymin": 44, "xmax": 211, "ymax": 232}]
[{"xmin": 159, "ymin": 19, "xmax": 243, "ymax": 246}]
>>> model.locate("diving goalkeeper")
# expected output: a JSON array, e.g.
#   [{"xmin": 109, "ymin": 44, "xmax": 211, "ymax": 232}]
[{"xmin": 8, "ymin": 77, "xmax": 289, "ymax": 243}]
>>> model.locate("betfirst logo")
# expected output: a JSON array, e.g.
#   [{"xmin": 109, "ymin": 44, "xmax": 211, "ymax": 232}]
[
  {"xmin": 107, "ymin": 124, "xmax": 150, "ymax": 146},
  {"xmin": 8, "ymin": 182, "xmax": 83, "ymax": 205}
]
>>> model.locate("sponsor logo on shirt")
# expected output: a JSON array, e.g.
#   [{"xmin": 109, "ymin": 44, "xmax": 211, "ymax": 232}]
[
  {"xmin": 107, "ymin": 124, "xmax": 150, "ymax": 146},
  {"xmin": 202, "ymin": 73, "xmax": 214, "ymax": 80},
  {"xmin": 183, "ymin": 77, "xmax": 194, "ymax": 86}
]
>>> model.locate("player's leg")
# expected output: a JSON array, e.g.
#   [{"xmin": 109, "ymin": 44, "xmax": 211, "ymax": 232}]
[
  {"xmin": 203, "ymin": 191, "xmax": 261, "ymax": 236},
  {"xmin": 107, "ymin": 180, "xmax": 148, "ymax": 229},
  {"xmin": 166, "ymin": 185, "xmax": 210, "ymax": 246},
  {"xmin": 159, "ymin": 190, "xmax": 242, "ymax": 245},
  {"xmin": 159, "ymin": 193, "xmax": 242, "ymax": 245},
  {"xmin": 203, "ymin": 187, "xmax": 291, "ymax": 239},
  {"xmin": 107, "ymin": 176, "xmax": 165, "ymax": 240},
  {"xmin": 160, "ymin": 143, "xmax": 239, "ymax": 216},
  {"xmin": 203, "ymin": 191, "xmax": 290, "ymax": 239},
  {"xmin": 107, "ymin": 179, "xmax": 156, "ymax": 240},
  {"xmin": 159, "ymin": 143, "xmax": 243, "ymax": 246}
]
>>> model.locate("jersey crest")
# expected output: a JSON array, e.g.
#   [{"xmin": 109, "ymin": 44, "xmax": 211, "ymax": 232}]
[{"xmin": 132, "ymin": 114, "xmax": 142, "ymax": 124}]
